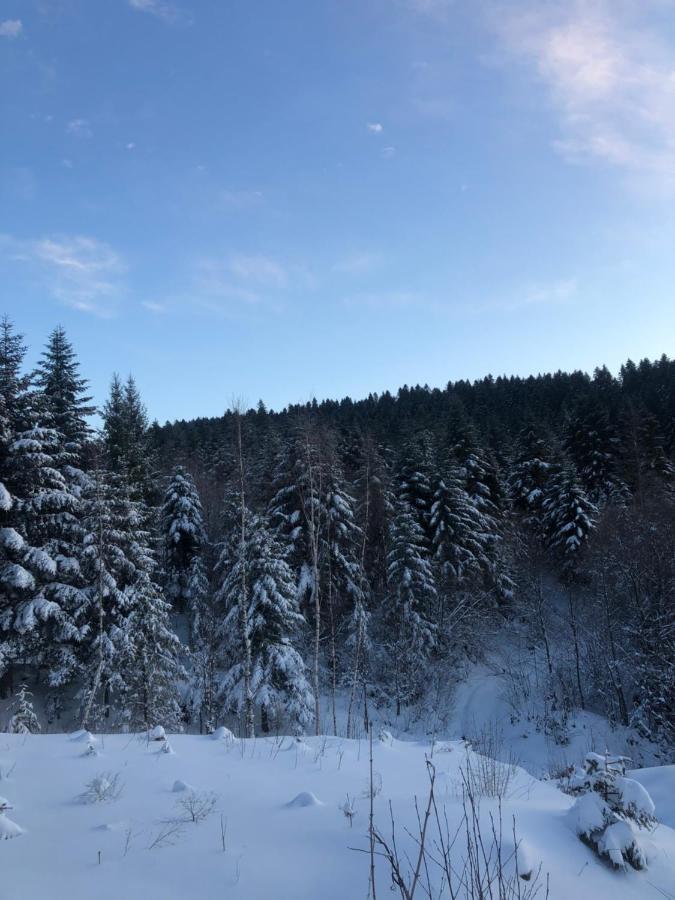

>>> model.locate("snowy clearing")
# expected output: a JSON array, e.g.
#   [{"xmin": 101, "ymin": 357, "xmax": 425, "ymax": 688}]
[{"xmin": 1, "ymin": 731, "xmax": 674, "ymax": 900}]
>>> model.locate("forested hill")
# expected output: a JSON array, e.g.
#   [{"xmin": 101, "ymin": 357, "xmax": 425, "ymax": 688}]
[
  {"xmin": 150, "ymin": 355, "xmax": 674, "ymax": 487},
  {"xmin": 1, "ymin": 319, "xmax": 673, "ymax": 753}
]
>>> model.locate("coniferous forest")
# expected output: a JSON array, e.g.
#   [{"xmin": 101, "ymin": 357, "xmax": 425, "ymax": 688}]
[{"xmin": 1, "ymin": 317, "xmax": 673, "ymax": 754}]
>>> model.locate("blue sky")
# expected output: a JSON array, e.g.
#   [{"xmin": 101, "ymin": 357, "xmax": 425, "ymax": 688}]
[{"xmin": 1, "ymin": 0, "xmax": 674, "ymax": 423}]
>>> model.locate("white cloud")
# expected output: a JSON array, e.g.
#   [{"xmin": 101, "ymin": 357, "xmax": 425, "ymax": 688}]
[
  {"xmin": 67, "ymin": 118, "xmax": 92, "ymax": 139},
  {"xmin": 381, "ymin": 146, "xmax": 397, "ymax": 159},
  {"xmin": 367, "ymin": 122, "xmax": 383, "ymax": 133},
  {"xmin": 226, "ymin": 253, "xmax": 288, "ymax": 288},
  {"xmin": 0, "ymin": 19, "xmax": 22, "ymax": 38},
  {"xmin": 333, "ymin": 252, "xmax": 383, "ymax": 274},
  {"xmin": 2, "ymin": 234, "xmax": 125, "ymax": 316},
  {"xmin": 493, "ymin": 0, "xmax": 675, "ymax": 181},
  {"xmin": 343, "ymin": 290, "xmax": 427, "ymax": 309},
  {"xmin": 142, "ymin": 300, "xmax": 166, "ymax": 314},
  {"xmin": 128, "ymin": 0, "xmax": 189, "ymax": 25}
]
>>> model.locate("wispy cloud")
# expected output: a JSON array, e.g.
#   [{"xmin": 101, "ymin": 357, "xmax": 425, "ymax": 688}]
[
  {"xmin": 472, "ymin": 277, "xmax": 578, "ymax": 313},
  {"xmin": 367, "ymin": 122, "xmax": 383, "ymax": 133},
  {"xmin": 333, "ymin": 252, "xmax": 384, "ymax": 275},
  {"xmin": 142, "ymin": 300, "xmax": 167, "ymax": 314},
  {"xmin": 381, "ymin": 146, "xmax": 397, "ymax": 159},
  {"xmin": 67, "ymin": 118, "xmax": 92, "ymax": 139},
  {"xmin": 226, "ymin": 253, "xmax": 288, "ymax": 288},
  {"xmin": 1, "ymin": 234, "xmax": 125, "ymax": 316},
  {"xmin": 0, "ymin": 19, "xmax": 22, "ymax": 38},
  {"xmin": 343, "ymin": 290, "xmax": 429, "ymax": 309},
  {"xmin": 128, "ymin": 0, "xmax": 190, "ymax": 25},
  {"xmin": 493, "ymin": 0, "xmax": 675, "ymax": 182}
]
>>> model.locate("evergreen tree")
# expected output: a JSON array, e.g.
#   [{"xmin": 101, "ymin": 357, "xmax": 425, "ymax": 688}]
[
  {"xmin": 34, "ymin": 325, "xmax": 94, "ymax": 458},
  {"xmin": 7, "ymin": 681, "xmax": 41, "ymax": 734},
  {"xmin": 217, "ymin": 511, "xmax": 312, "ymax": 734},
  {"xmin": 385, "ymin": 501, "xmax": 437, "ymax": 714},
  {"xmin": 542, "ymin": 466, "xmax": 598, "ymax": 569},
  {"xmin": 564, "ymin": 402, "xmax": 628, "ymax": 505},
  {"xmin": 160, "ymin": 467, "xmax": 209, "ymax": 628},
  {"xmin": 122, "ymin": 570, "xmax": 185, "ymax": 730},
  {"xmin": 396, "ymin": 432, "xmax": 435, "ymax": 549}
]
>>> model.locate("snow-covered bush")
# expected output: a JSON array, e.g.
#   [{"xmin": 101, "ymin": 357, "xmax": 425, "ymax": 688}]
[
  {"xmin": 6, "ymin": 683, "xmax": 40, "ymax": 734},
  {"xmin": 80, "ymin": 772, "xmax": 124, "ymax": 804},
  {"xmin": 565, "ymin": 752, "xmax": 656, "ymax": 870}
]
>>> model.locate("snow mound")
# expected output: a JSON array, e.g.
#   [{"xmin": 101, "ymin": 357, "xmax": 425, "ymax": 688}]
[
  {"xmin": 172, "ymin": 780, "xmax": 194, "ymax": 793},
  {"xmin": 0, "ymin": 815, "xmax": 23, "ymax": 840},
  {"xmin": 0, "ymin": 795, "xmax": 12, "ymax": 812},
  {"xmin": 568, "ymin": 792, "xmax": 607, "ymax": 838},
  {"xmin": 70, "ymin": 730, "xmax": 97, "ymax": 744},
  {"xmin": 149, "ymin": 725, "xmax": 166, "ymax": 741},
  {"xmin": 597, "ymin": 821, "xmax": 645, "ymax": 869},
  {"xmin": 94, "ymin": 821, "xmax": 128, "ymax": 832},
  {"xmin": 378, "ymin": 730, "xmax": 394, "ymax": 746},
  {"xmin": 616, "ymin": 776, "xmax": 655, "ymax": 820},
  {"xmin": 285, "ymin": 791, "xmax": 323, "ymax": 809},
  {"xmin": 212, "ymin": 726, "xmax": 235, "ymax": 743}
]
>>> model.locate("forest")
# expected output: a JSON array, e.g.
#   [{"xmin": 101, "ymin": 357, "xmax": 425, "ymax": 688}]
[{"xmin": 1, "ymin": 317, "xmax": 673, "ymax": 757}]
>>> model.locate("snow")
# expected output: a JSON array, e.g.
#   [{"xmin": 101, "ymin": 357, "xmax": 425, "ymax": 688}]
[
  {"xmin": 285, "ymin": 791, "xmax": 323, "ymax": 808},
  {"xmin": 0, "ymin": 814, "xmax": 23, "ymax": 840},
  {"xmin": 149, "ymin": 725, "xmax": 166, "ymax": 741},
  {"xmin": 0, "ymin": 482, "xmax": 12, "ymax": 512},
  {"xmin": 0, "ymin": 731, "xmax": 673, "ymax": 899},
  {"xmin": 630, "ymin": 765, "xmax": 675, "ymax": 829},
  {"xmin": 597, "ymin": 820, "xmax": 640, "ymax": 868}
]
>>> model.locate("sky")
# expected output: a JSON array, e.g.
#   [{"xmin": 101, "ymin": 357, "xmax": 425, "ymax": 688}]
[{"xmin": 1, "ymin": 0, "xmax": 674, "ymax": 424}]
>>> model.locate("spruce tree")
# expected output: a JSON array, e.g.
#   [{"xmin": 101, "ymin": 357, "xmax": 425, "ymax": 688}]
[
  {"xmin": 34, "ymin": 325, "xmax": 94, "ymax": 459},
  {"xmin": 160, "ymin": 467, "xmax": 209, "ymax": 628},
  {"xmin": 542, "ymin": 466, "xmax": 598, "ymax": 569},
  {"xmin": 385, "ymin": 500, "xmax": 436, "ymax": 714},
  {"xmin": 217, "ymin": 510, "xmax": 312, "ymax": 734},
  {"xmin": 7, "ymin": 681, "xmax": 41, "ymax": 734}
]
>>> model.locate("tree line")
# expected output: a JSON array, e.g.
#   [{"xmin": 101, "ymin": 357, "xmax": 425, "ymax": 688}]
[{"xmin": 1, "ymin": 317, "xmax": 673, "ymax": 750}]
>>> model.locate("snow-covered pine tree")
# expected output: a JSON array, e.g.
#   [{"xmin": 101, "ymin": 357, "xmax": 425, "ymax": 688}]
[
  {"xmin": 542, "ymin": 465, "xmax": 598, "ymax": 569},
  {"xmin": 267, "ymin": 424, "xmax": 326, "ymax": 732},
  {"xmin": 6, "ymin": 681, "xmax": 41, "ymax": 734},
  {"xmin": 34, "ymin": 325, "xmax": 95, "ymax": 463},
  {"xmin": 396, "ymin": 432, "xmax": 435, "ymax": 550},
  {"xmin": 385, "ymin": 500, "xmax": 437, "ymax": 715},
  {"xmin": 322, "ymin": 454, "xmax": 364, "ymax": 734},
  {"xmin": 509, "ymin": 424, "xmax": 557, "ymax": 533},
  {"xmin": 122, "ymin": 569, "xmax": 185, "ymax": 731},
  {"xmin": 430, "ymin": 465, "xmax": 492, "ymax": 628},
  {"xmin": 9, "ymin": 416, "xmax": 87, "ymax": 688},
  {"xmin": 564, "ymin": 402, "xmax": 629, "ymax": 506},
  {"xmin": 160, "ymin": 467, "xmax": 209, "ymax": 628},
  {"xmin": 217, "ymin": 510, "xmax": 312, "ymax": 734}
]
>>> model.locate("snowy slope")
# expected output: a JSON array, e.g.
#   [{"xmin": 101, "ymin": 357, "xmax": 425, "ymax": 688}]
[{"xmin": 1, "ymin": 731, "xmax": 674, "ymax": 900}]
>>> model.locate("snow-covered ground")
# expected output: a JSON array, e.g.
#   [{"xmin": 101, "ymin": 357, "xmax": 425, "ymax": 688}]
[{"xmin": 1, "ymin": 728, "xmax": 674, "ymax": 900}]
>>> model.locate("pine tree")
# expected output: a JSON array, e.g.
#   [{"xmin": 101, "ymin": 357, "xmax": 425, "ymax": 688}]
[
  {"xmin": 34, "ymin": 325, "xmax": 94, "ymax": 459},
  {"xmin": 385, "ymin": 501, "xmax": 437, "ymax": 714},
  {"xmin": 217, "ymin": 511, "xmax": 312, "ymax": 734},
  {"xmin": 7, "ymin": 682, "xmax": 41, "ymax": 734},
  {"xmin": 160, "ymin": 467, "xmax": 209, "ymax": 628},
  {"xmin": 396, "ymin": 432, "xmax": 435, "ymax": 549},
  {"xmin": 564, "ymin": 402, "xmax": 628, "ymax": 505},
  {"xmin": 122, "ymin": 570, "xmax": 185, "ymax": 730},
  {"xmin": 542, "ymin": 466, "xmax": 598, "ymax": 569},
  {"xmin": 103, "ymin": 375, "xmax": 154, "ymax": 499},
  {"xmin": 509, "ymin": 424, "xmax": 556, "ymax": 531}
]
